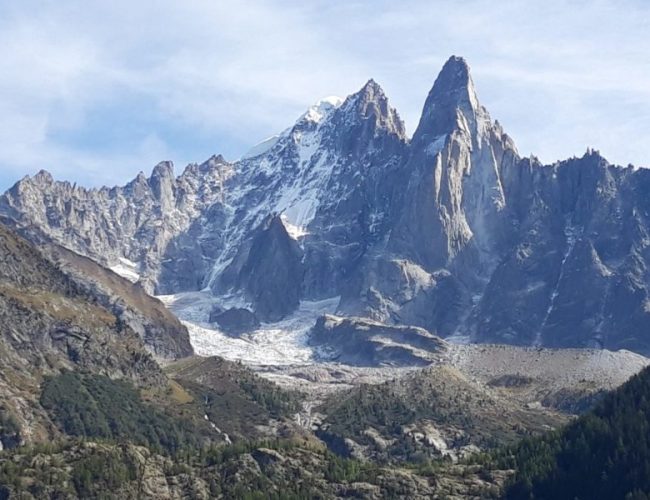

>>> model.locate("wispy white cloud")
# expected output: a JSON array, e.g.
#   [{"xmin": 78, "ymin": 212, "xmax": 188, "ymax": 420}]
[{"xmin": 0, "ymin": 0, "xmax": 649, "ymax": 190}]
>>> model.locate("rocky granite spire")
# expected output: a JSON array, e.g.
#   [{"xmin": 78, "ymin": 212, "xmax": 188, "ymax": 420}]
[
  {"xmin": 149, "ymin": 161, "xmax": 175, "ymax": 211},
  {"xmin": 389, "ymin": 56, "xmax": 517, "ymax": 274},
  {"xmin": 413, "ymin": 55, "xmax": 480, "ymax": 144},
  {"xmin": 2, "ymin": 56, "xmax": 650, "ymax": 354}
]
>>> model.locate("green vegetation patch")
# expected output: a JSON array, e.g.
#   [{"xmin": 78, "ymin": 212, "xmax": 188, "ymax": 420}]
[
  {"xmin": 0, "ymin": 406, "xmax": 20, "ymax": 448},
  {"xmin": 319, "ymin": 366, "xmax": 564, "ymax": 462},
  {"xmin": 165, "ymin": 357, "xmax": 302, "ymax": 439},
  {"xmin": 40, "ymin": 371, "xmax": 201, "ymax": 454},
  {"xmin": 486, "ymin": 366, "xmax": 650, "ymax": 499}
]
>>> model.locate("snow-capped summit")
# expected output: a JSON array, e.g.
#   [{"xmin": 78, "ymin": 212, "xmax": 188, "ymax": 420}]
[
  {"xmin": 241, "ymin": 96, "xmax": 344, "ymax": 161},
  {"xmin": 299, "ymin": 95, "xmax": 343, "ymax": 125},
  {"xmin": 3, "ymin": 55, "xmax": 650, "ymax": 355}
]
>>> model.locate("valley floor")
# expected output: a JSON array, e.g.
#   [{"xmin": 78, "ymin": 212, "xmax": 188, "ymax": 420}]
[{"xmin": 158, "ymin": 291, "xmax": 650, "ymax": 429}]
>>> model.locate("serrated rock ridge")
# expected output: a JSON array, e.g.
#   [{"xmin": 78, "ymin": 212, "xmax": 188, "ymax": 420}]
[{"xmin": 2, "ymin": 56, "xmax": 650, "ymax": 353}]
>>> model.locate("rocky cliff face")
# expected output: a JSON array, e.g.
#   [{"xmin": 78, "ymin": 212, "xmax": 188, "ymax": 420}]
[
  {"xmin": 0, "ymin": 222, "xmax": 168, "ymax": 446},
  {"xmin": 2, "ymin": 55, "xmax": 649, "ymax": 353},
  {"xmin": 0, "ymin": 215, "xmax": 193, "ymax": 360},
  {"xmin": 46, "ymin": 244, "xmax": 194, "ymax": 359},
  {"xmin": 0, "ymin": 156, "xmax": 232, "ymax": 294},
  {"xmin": 468, "ymin": 151, "xmax": 650, "ymax": 351}
]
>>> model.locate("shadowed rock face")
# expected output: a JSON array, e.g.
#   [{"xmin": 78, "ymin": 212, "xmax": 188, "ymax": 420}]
[
  {"xmin": 210, "ymin": 307, "xmax": 260, "ymax": 335},
  {"xmin": 216, "ymin": 215, "xmax": 305, "ymax": 321},
  {"xmin": 309, "ymin": 315, "xmax": 447, "ymax": 367},
  {"xmin": 3, "ymin": 55, "xmax": 650, "ymax": 353},
  {"xmin": 240, "ymin": 216, "xmax": 304, "ymax": 321}
]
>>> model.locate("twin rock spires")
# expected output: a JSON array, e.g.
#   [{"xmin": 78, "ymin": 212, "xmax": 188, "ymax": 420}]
[
  {"xmin": 305, "ymin": 55, "xmax": 478, "ymax": 152},
  {"xmin": 54, "ymin": 56, "xmax": 482, "ymax": 186},
  {"xmin": 3, "ymin": 55, "xmax": 650, "ymax": 354},
  {"xmin": 333, "ymin": 55, "xmax": 482, "ymax": 149}
]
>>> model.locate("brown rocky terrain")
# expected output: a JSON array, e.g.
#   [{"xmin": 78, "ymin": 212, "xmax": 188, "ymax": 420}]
[{"xmin": 0, "ymin": 222, "xmax": 166, "ymax": 447}]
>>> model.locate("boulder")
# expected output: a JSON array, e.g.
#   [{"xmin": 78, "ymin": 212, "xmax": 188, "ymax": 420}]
[{"xmin": 210, "ymin": 307, "xmax": 261, "ymax": 335}]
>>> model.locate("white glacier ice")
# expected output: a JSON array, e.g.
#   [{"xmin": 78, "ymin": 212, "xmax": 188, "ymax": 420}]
[{"xmin": 158, "ymin": 292, "xmax": 340, "ymax": 366}]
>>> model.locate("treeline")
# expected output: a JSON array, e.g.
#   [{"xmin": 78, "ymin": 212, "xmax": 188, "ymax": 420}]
[
  {"xmin": 481, "ymin": 366, "xmax": 650, "ymax": 499},
  {"xmin": 40, "ymin": 371, "xmax": 202, "ymax": 454},
  {"xmin": 238, "ymin": 377, "xmax": 301, "ymax": 417}
]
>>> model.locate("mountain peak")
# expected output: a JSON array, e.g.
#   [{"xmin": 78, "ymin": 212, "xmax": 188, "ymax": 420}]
[
  {"xmin": 205, "ymin": 154, "xmax": 227, "ymax": 167},
  {"xmin": 435, "ymin": 55, "xmax": 472, "ymax": 93},
  {"xmin": 413, "ymin": 55, "xmax": 482, "ymax": 143},
  {"xmin": 151, "ymin": 161, "xmax": 174, "ymax": 179},
  {"xmin": 32, "ymin": 169, "xmax": 55, "ymax": 185},
  {"xmin": 332, "ymin": 78, "xmax": 406, "ymax": 141},
  {"xmin": 347, "ymin": 78, "xmax": 388, "ymax": 109},
  {"xmin": 358, "ymin": 78, "xmax": 384, "ymax": 98}
]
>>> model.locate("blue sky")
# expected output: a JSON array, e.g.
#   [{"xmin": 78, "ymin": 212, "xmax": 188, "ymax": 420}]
[{"xmin": 1, "ymin": 0, "xmax": 649, "ymax": 191}]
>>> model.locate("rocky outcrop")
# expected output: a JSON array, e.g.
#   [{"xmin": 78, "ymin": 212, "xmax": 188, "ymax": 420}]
[
  {"xmin": 317, "ymin": 364, "xmax": 568, "ymax": 463},
  {"xmin": 1, "ymin": 216, "xmax": 193, "ymax": 360},
  {"xmin": 309, "ymin": 315, "xmax": 447, "ymax": 367},
  {"xmin": 0, "ymin": 222, "xmax": 168, "ymax": 446},
  {"xmin": 48, "ymin": 245, "xmax": 193, "ymax": 359},
  {"xmin": 210, "ymin": 307, "xmax": 260, "ymax": 335},
  {"xmin": 218, "ymin": 215, "xmax": 304, "ymax": 321},
  {"xmin": 0, "ymin": 439, "xmax": 508, "ymax": 499}
]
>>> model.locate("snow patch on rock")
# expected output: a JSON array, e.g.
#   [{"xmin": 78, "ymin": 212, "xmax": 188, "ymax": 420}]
[{"xmin": 109, "ymin": 257, "xmax": 141, "ymax": 283}]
